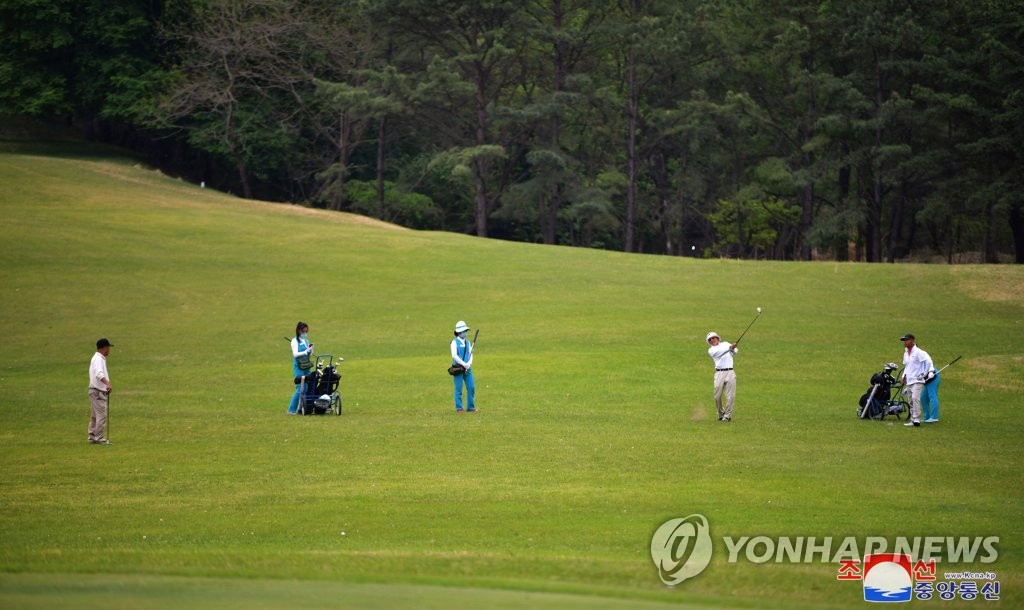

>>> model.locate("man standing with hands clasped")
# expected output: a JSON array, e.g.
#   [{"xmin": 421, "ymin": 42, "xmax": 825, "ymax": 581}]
[
  {"xmin": 900, "ymin": 333, "xmax": 934, "ymax": 428},
  {"xmin": 88, "ymin": 338, "xmax": 113, "ymax": 445},
  {"xmin": 706, "ymin": 332, "xmax": 738, "ymax": 422},
  {"xmin": 450, "ymin": 321, "xmax": 476, "ymax": 413}
]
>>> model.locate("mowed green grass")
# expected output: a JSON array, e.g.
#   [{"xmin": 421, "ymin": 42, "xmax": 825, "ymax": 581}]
[{"xmin": 0, "ymin": 143, "xmax": 1022, "ymax": 609}]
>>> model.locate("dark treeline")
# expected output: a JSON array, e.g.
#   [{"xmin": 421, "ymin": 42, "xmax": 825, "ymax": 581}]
[{"xmin": 2, "ymin": 0, "xmax": 1022, "ymax": 262}]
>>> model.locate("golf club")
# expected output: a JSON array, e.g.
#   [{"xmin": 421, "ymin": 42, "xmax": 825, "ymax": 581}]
[
  {"xmin": 734, "ymin": 307, "xmax": 763, "ymax": 345},
  {"xmin": 935, "ymin": 355, "xmax": 962, "ymax": 375},
  {"xmin": 926, "ymin": 355, "xmax": 961, "ymax": 384},
  {"xmin": 472, "ymin": 329, "xmax": 479, "ymax": 348},
  {"xmin": 105, "ymin": 388, "xmax": 111, "ymax": 443}
]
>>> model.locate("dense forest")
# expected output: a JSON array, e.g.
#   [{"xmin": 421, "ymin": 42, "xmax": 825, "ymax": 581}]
[{"xmin": 2, "ymin": 0, "xmax": 1021, "ymax": 262}]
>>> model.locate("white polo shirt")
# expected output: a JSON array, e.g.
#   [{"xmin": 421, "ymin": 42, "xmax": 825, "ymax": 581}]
[
  {"xmin": 708, "ymin": 342, "xmax": 737, "ymax": 370},
  {"xmin": 903, "ymin": 346, "xmax": 933, "ymax": 385},
  {"xmin": 89, "ymin": 351, "xmax": 109, "ymax": 391}
]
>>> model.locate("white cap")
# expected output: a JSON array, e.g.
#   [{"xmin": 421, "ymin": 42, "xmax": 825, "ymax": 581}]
[
  {"xmin": 706, "ymin": 332, "xmax": 720, "ymax": 344},
  {"xmin": 455, "ymin": 321, "xmax": 470, "ymax": 333}
]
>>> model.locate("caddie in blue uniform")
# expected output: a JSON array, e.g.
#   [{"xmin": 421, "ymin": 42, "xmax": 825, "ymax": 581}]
[
  {"xmin": 450, "ymin": 320, "xmax": 475, "ymax": 412},
  {"xmin": 289, "ymin": 321, "xmax": 314, "ymax": 414},
  {"xmin": 921, "ymin": 366, "xmax": 941, "ymax": 423}
]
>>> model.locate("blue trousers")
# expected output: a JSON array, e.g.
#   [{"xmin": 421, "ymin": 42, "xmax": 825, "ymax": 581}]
[
  {"xmin": 289, "ymin": 375, "xmax": 314, "ymax": 414},
  {"xmin": 921, "ymin": 372, "xmax": 940, "ymax": 420},
  {"xmin": 454, "ymin": 370, "xmax": 475, "ymax": 411}
]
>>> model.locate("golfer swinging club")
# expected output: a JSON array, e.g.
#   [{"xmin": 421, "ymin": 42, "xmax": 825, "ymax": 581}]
[
  {"xmin": 450, "ymin": 321, "xmax": 476, "ymax": 412},
  {"xmin": 706, "ymin": 332, "xmax": 738, "ymax": 422}
]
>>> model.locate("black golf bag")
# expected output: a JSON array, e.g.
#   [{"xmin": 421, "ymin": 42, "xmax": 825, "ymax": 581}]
[
  {"xmin": 315, "ymin": 365, "xmax": 341, "ymax": 396},
  {"xmin": 857, "ymin": 365, "xmax": 908, "ymax": 420},
  {"xmin": 295, "ymin": 354, "xmax": 343, "ymax": 415}
]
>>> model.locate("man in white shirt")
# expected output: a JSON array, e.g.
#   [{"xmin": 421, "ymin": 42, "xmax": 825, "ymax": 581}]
[
  {"xmin": 900, "ymin": 333, "xmax": 933, "ymax": 428},
  {"xmin": 706, "ymin": 332, "xmax": 738, "ymax": 422},
  {"xmin": 88, "ymin": 338, "xmax": 113, "ymax": 444}
]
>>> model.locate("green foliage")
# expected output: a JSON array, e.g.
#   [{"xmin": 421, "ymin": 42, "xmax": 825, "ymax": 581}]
[
  {"xmin": 430, "ymin": 145, "xmax": 509, "ymax": 181},
  {"xmin": 0, "ymin": 0, "xmax": 166, "ymax": 120},
  {"xmin": 344, "ymin": 179, "xmax": 442, "ymax": 229},
  {"xmin": 710, "ymin": 190, "xmax": 800, "ymax": 258},
  {"xmin": 3, "ymin": 0, "xmax": 1022, "ymax": 260}
]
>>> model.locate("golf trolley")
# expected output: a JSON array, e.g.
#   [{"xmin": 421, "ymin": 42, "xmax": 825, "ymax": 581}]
[
  {"xmin": 296, "ymin": 354, "xmax": 343, "ymax": 415},
  {"xmin": 857, "ymin": 363, "xmax": 910, "ymax": 421}
]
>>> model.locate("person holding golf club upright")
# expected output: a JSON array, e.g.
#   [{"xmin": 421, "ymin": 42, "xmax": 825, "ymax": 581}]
[
  {"xmin": 450, "ymin": 321, "xmax": 476, "ymax": 412},
  {"xmin": 288, "ymin": 321, "xmax": 314, "ymax": 414},
  {"xmin": 900, "ymin": 333, "xmax": 934, "ymax": 427},
  {"xmin": 706, "ymin": 332, "xmax": 738, "ymax": 422},
  {"xmin": 88, "ymin": 338, "xmax": 113, "ymax": 444}
]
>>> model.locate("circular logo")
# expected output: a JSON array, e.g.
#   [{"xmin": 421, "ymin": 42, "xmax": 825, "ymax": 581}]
[{"xmin": 650, "ymin": 514, "xmax": 713, "ymax": 585}]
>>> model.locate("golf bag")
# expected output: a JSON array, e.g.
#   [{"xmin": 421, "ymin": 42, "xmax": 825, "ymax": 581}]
[
  {"xmin": 296, "ymin": 354, "xmax": 343, "ymax": 415},
  {"xmin": 315, "ymin": 365, "xmax": 341, "ymax": 395},
  {"xmin": 857, "ymin": 364, "xmax": 909, "ymax": 420}
]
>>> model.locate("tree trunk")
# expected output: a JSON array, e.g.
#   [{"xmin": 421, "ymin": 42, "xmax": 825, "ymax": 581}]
[
  {"xmin": 475, "ymin": 66, "xmax": 489, "ymax": 238},
  {"xmin": 867, "ymin": 166, "xmax": 882, "ymax": 263},
  {"xmin": 837, "ymin": 158, "xmax": 851, "ymax": 261},
  {"xmin": 225, "ymin": 103, "xmax": 252, "ymax": 199},
  {"xmin": 886, "ymin": 179, "xmax": 906, "ymax": 263},
  {"xmin": 872, "ymin": 51, "xmax": 885, "ymax": 263},
  {"xmin": 799, "ymin": 181, "xmax": 814, "ymax": 261},
  {"xmin": 539, "ymin": 192, "xmax": 555, "ymax": 244},
  {"xmin": 334, "ymin": 110, "xmax": 353, "ymax": 211},
  {"xmin": 984, "ymin": 200, "xmax": 998, "ymax": 263},
  {"xmin": 624, "ymin": 55, "xmax": 638, "ymax": 253},
  {"xmin": 474, "ymin": 165, "xmax": 488, "ymax": 238},
  {"xmin": 797, "ymin": 92, "xmax": 815, "ymax": 260},
  {"xmin": 376, "ymin": 117, "xmax": 387, "ymax": 218},
  {"xmin": 543, "ymin": 0, "xmax": 566, "ymax": 246},
  {"xmin": 1010, "ymin": 203, "xmax": 1024, "ymax": 264}
]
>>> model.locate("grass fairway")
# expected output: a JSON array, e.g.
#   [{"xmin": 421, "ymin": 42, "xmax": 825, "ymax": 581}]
[{"xmin": 1, "ymin": 142, "xmax": 1022, "ymax": 609}]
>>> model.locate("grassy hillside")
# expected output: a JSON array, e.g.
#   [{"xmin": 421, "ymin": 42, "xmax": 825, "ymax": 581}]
[{"xmin": 1, "ymin": 144, "xmax": 1022, "ymax": 609}]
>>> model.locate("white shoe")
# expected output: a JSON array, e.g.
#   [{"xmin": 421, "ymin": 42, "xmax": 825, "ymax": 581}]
[
  {"xmin": 924, "ymin": 418, "xmax": 939, "ymax": 423},
  {"xmin": 904, "ymin": 421, "xmax": 921, "ymax": 427}
]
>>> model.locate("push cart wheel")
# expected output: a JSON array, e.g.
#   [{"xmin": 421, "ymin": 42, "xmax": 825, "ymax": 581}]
[{"xmin": 333, "ymin": 393, "xmax": 342, "ymax": 415}]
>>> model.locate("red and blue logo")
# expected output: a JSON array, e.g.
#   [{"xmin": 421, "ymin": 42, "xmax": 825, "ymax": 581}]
[{"xmin": 862, "ymin": 554, "xmax": 913, "ymax": 603}]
